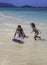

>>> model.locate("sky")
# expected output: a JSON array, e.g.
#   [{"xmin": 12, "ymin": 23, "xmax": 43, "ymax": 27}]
[{"xmin": 0, "ymin": 0, "xmax": 47, "ymax": 7}]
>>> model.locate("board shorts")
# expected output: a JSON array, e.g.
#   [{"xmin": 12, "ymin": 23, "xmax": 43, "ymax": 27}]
[
  {"xmin": 18, "ymin": 32, "xmax": 25, "ymax": 37},
  {"xmin": 18, "ymin": 32, "xmax": 23, "ymax": 37}
]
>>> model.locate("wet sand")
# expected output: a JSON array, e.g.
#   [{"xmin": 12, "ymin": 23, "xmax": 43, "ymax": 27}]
[{"xmin": 0, "ymin": 16, "xmax": 47, "ymax": 65}]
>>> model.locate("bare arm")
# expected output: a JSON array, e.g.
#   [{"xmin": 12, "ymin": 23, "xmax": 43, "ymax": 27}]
[
  {"xmin": 22, "ymin": 31, "xmax": 25, "ymax": 39},
  {"xmin": 14, "ymin": 29, "xmax": 17, "ymax": 38}
]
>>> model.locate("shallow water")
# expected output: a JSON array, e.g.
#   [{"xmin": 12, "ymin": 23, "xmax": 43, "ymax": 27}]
[{"xmin": 0, "ymin": 7, "xmax": 47, "ymax": 25}]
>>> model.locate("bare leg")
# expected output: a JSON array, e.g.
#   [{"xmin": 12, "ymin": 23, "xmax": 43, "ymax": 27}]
[
  {"xmin": 36, "ymin": 36, "xmax": 41, "ymax": 40},
  {"xmin": 34, "ymin": 34, "xmax": 37, "ymax": 40},
  {"xmin": 34, "ymin": 33, "xmax": 41, "ymax": 40}
]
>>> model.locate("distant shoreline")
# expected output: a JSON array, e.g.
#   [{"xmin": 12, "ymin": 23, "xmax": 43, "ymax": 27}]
[
  {"xmin": 0, "ymin": 3, "xmax": 47, "ymax": 8},
  {"xmin": 0, "ymin": 6, "xmax": 47, "ymax": 8}
]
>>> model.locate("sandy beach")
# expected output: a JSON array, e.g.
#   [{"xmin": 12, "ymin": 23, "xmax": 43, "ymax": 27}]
[{"xmin": 0, "ymin": 16, "xmax": 47, "ymax": 65}]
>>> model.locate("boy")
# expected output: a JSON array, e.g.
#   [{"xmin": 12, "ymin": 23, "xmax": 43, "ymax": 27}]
[
  {"xmin": 14, "ymin": 25, "xmax": 25, "ymax": 39},
  {"xmin": 30, "ymin": 23, "xmax": 41, "ymax": 40}
]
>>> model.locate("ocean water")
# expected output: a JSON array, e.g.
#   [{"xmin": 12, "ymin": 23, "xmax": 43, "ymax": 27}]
[{"xmin": 0, "ymin": 7, "xmax": 47, "ymax": 26}]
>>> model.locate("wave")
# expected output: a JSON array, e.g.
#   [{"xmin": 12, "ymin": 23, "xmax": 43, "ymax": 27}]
[
  {"xmin": 0, "ymin": 12, "xmax": 20, "ymax": 21},
  {"xmin": 0, "ymin": 12, "xmax": 47, "ymax": 28},
  {"xmin": 0, "ymin": 28, "xmax": 13, "ymax": 31}
]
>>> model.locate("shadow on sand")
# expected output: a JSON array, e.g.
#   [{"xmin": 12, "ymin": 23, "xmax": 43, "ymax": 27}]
[{"xmin": 39, "ymin": 39, "xmax": 47, "ymax": 41}]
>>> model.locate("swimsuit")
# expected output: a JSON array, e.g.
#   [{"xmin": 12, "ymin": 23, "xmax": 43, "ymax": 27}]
[
  {"xmin": 17, "ymin": 28, "xmax": 23, "ymax": 37},
  {"xmin": 33, "ymin": 29, "xmax": 39, "ymax": 34}
]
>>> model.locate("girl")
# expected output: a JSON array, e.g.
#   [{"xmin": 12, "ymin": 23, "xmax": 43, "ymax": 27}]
[
  {"xmin": 14, "ymin": 25, "xmax": 25, "ymax": 39},
  {"xmin": 30, "ymin": 23, "xmax": 41, "ymax": 40}
]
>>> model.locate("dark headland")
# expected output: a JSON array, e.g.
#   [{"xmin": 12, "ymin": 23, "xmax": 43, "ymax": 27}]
[{"xmin": 0, "ymin": 3, "xmax": 15, "ymax": 7}]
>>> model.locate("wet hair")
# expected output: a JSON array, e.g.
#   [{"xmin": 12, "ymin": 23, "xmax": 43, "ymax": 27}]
[
  {"xmin": 18, "ymin": 25, "xmax": 21, "ymax": 28},
  {"xmin": 30, "ymin": 23, "xmax": 35, "ymax": 27}
]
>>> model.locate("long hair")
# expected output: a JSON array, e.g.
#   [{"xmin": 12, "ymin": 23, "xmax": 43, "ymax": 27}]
[
  {"xmin": 30, "ymin": 23, "xmax": 36, "ymax": 27},
  {"xmin": 18, "ymin": 25, "xmax": 21, "ymax": 28}
]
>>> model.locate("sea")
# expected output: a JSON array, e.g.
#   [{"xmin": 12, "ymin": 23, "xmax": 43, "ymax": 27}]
[{"xmin": 0, "ymin": 7, "xmax": 47, "ymax": 26}]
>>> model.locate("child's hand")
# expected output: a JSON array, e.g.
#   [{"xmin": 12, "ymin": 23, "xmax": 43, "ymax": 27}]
[
  {"xmin": 21, "ymin": 37, "xmax": 24, "ymax": 39},
  {"xmin": 38, "ymin": 30, "xmax": 41, "ymax": 33},
  {"xmin": 39, "ymin": 31, "xmax": 41, "ymax": 33},
  {"xmin": 14, "ymin": 36, "xmax": 15, "ymax": 39},
  {"xmin": 31, "ymin": 31, "xmax": 33, "ymax": 33}
]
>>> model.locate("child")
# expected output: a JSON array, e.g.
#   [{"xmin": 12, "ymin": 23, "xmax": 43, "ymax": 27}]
[
  {"xmin": 30, "ymin": 23, "xmax": 41, "ymax": 40},
  {"xmin": 14, "ymin": 25, "xmax": 25, "ymax": 39}
]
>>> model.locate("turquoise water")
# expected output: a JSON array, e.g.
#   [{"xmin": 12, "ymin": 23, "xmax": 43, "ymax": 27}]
[{"xmin": 0, "ymin": 7, "xmax": 47, "ymax": 25}]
